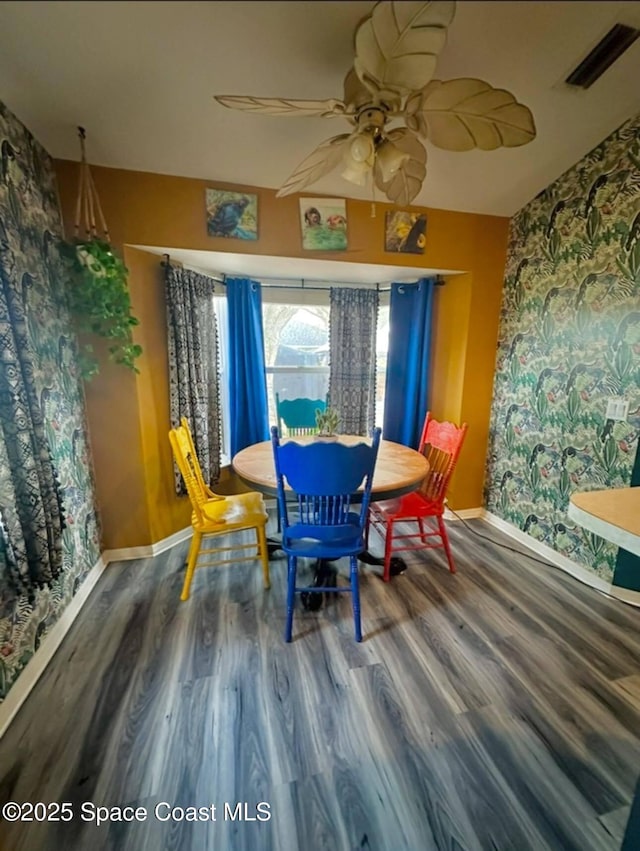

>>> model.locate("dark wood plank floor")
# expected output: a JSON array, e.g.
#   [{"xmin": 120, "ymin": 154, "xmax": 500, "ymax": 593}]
[{"xmin": 1, "ymin": 517, "xmax": 639, "ymax": 851}]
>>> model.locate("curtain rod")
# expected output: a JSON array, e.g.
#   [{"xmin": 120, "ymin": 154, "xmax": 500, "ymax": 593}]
[
  {"xmin": 160, "ymin": 255, "xmax": 445, "ymax": 290},
  {"xmin": 219, "ymin": 273, "xmax": 446, "ymax": 291}
]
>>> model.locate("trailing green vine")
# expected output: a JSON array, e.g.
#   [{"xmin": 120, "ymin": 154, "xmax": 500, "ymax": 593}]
[{"xmin": 61, "ymin": 238, "xmax": 142, "ymax": 380}]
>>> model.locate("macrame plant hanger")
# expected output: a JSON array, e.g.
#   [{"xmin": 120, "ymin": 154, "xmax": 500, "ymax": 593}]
[{"xmin": 74, "ymin": 126, "xmax": 110, "ymax": 244}]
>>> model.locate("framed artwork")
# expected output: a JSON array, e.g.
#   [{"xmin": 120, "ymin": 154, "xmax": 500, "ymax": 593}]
[
  {"xmin": 299, "ymin": 197, "xmax": 347, "ymax": 251},
  {"xmin": 206, "ymin": 189, "xmax": 258, "ymax": 240},
  {"xmin": 384, "ymin": 211, "xmax": 427, "ymax": 254}
]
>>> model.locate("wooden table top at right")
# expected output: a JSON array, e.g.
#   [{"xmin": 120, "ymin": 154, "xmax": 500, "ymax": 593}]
[{"xmin": 568, "ymin": 487, "xmax": 640, "ymax": 557}]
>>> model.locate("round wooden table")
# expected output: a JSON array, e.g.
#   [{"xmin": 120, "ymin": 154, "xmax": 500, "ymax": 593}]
[
  {"xmin": 232, "ymin": 435, "xmax": 429, "ymax": 502},
  {"xmin": 233, "ymin": 435, "xmax": 428, "ymax": 593}
]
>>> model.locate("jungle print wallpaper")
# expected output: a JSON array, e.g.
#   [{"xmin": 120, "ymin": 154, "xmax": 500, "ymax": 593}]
[
  {"xmin": 0, "ymin": 101, "xmax": 100, "ymax": 701},
  {"xmin": 485, "ymin": 112, "xmax": 640, "ymax": 583}
]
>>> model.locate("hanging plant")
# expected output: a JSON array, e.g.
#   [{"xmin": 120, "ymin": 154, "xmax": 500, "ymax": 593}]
[{"xmin": 61, "ymin": 127, "xmax": 142, "ymax": 380}]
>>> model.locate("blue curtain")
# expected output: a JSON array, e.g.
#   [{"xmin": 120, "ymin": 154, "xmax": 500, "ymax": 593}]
[
  {"xmin": 226, "ymin": 277, "xmax": 269, "ymax": 455},
  {"xmin": 383, "ymin": 278, "xmax": 435, "ymax": 448}
]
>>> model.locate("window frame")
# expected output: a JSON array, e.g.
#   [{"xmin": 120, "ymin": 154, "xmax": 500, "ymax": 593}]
[{"xmin": 213, "ymin": 283, "xmax": 390, "ymax": 464}]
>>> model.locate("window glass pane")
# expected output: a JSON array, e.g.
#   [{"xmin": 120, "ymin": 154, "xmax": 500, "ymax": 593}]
[{"xmin": 263, "ymin": 303, "xmax": 329, "ymax": 429}]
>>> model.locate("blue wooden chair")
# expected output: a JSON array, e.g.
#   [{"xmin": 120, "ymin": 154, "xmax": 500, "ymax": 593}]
[
  {"xmin": 271, "ymin": 425, "xmax": 381, "ymax": 642},
  {"xmin": 275, "ymin": 393, "xmax": 327, "ymax": 436}
]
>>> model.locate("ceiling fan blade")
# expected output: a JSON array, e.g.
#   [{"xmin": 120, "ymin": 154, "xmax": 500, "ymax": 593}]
[
  {"xmin": 374, "ymin": 128, "xmax": 427, "ymax": 206},
  {"xmin": 406, "ymin": 78, "xmax": 537, "ymax": 150},
  {"xmin": 354, "ymin": 1, "xmax": 456, "ymax": 98},
  {"xmin": 214, "ymin": 95, "xmax": 347, "ymax": 118},
  {"xmin": 276, "ymin": 134, "xmax": 353, "ymax": 197}
]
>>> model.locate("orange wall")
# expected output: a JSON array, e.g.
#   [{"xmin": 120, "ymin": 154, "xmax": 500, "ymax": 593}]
[
  {"xmin": 55, "ymin": 160, "xmax": 509, "ymax": 544},
  {"xmin": 80, "ymin": 333, "xmax": 150, "ymax": 549},
  {"xmin": 458, "ymin": 218, "xmax": 513, "ymax": 508},
  {"xmin": 124, "ymin": 247, "xmax": 192, "ymax": 542}
]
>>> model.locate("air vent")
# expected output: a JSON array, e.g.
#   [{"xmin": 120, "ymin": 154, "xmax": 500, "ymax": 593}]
[{"xmin": 565, "ymin": 23, "xmax": 640, "ymax": 89}]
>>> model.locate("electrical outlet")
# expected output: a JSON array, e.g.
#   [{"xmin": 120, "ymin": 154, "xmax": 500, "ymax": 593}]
[{"xmin": 605, "ymin": 397, "xmax": 629, "ymax": 421}]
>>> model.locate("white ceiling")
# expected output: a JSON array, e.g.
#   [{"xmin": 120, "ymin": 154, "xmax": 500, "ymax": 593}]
[{"xmin": 0, "ymin": 1, "xmax": 639, "ymax": 217}]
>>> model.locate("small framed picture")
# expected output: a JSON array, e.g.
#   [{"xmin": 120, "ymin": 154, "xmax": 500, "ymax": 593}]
[
  {"xmin": 299, "ymin": 197, "xmax": 348, "ymax": 251},
  {"xmin": 385, "ymin": 211, "xmax": 427, "ymax": 254},
  {"xmin": 206, "ymin": 189, "xmax": 258, "ymax": 240}
]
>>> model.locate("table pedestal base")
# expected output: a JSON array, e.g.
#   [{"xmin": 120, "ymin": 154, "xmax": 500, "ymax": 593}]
[
  {"xmin": 357, "ymin": 549, "xmax": 408, "ymax": 577},
  {"xmin": 266, "ymin": 538, "xmax": 407, "ymax": 610}
]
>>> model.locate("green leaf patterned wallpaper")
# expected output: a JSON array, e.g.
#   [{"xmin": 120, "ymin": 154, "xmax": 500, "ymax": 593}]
[
  {"xmin": 0, "ymin": 101, "xmax": 100, "ymax": 701},
  {"xmin": 485, "ymin": 113, "xmax": 640, "ymax": 583}
]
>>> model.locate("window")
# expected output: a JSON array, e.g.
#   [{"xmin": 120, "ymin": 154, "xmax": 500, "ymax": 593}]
[
  {"xmin": 213, "ymin": 287, "xmax": 390, "ymax": 461},
  {"xmin": 263, "ymin": 303, "xmax": 330, "ymax": 429}
]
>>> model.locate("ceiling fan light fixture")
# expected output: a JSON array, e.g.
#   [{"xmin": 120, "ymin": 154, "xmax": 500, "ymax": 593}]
[
  {"xmin": 349, "ymin": 131, "xmax": 375, "ymax": 163},
  {"xmin": 341, "ymin": 157, "xmax": 372, "ymax": 186},
  {"xmin": 341, "ymin": 130, "xmax": 376, "ymax": 184},
  {"xmin": 375, "ymin": 139, "xmax": 411, "ymax": 183}
]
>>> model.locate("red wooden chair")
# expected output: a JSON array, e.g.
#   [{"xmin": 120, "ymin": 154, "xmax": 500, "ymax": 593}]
[{"xmin": 367, "ymin": 413, "xmax": 468, "ymax": 581}]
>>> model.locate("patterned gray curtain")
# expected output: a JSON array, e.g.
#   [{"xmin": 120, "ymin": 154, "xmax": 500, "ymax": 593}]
[
  {"xmin": 329, "ymin": 287, "xmax": 379, "ymax": 435},
  {"xmin": 0, "ymin": 247, "xmax": 65, "ymax": 598},
  {"xmin": 165, "ymin": 265, "xmax": 221, "ymax": 493}
]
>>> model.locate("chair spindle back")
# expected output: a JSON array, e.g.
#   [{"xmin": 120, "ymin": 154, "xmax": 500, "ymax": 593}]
[{"xmin": 418, "ymin": 414, "xmax": 468, "ymax": 505}]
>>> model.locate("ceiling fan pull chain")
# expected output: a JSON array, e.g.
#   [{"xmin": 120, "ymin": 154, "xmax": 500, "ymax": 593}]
[{"xmin": 370, "ymin": 170, "xmax": 377, "ymax": 218}]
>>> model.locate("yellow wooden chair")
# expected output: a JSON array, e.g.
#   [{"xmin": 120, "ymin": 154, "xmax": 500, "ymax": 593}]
[
  {"xmin": 169, "ymin": 421, "xmax": 270, "ymax": 600},
  {"xmin": 179, "ymin": 416, "xmax": 216, "ymax": 498}
]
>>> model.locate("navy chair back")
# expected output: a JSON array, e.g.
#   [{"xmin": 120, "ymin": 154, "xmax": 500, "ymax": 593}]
[{"xmin": 271, "ymin": 426, "xmax": 382, "ymax": 642}]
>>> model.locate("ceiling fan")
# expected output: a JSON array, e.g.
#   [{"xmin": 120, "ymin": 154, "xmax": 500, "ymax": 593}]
[{"xmin": 214, "ymin": 1, "xmax": 536, "ymax": 206}]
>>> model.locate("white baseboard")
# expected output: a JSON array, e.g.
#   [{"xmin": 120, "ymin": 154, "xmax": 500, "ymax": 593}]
[
  {"xmin": 482, "ymin": 510, "xmax": 640, "ymax": 607},
  {"xmin": 0, "ymin": 555, "xmax": 107, "ymax": 740},
  {"xmin": 606, "ymin": 585, "xmax": 640, "ymax": 606},
  {"xmin": 103, "ymin": 526, "xmax": 192, "ymax": 563},
  {"xmin": 444, "ymin": 506, "xmax": 485, "ymax": 520}
]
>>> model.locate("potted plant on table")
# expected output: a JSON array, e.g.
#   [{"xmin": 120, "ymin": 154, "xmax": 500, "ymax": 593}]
[{"xmin": 315, "ymin": 406, "xmax": 340, "ymax": 439}]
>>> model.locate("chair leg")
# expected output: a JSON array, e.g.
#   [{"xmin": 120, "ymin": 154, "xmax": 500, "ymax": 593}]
[
  {"xmin": 438, "ymin": 515, "xmax": 456, "ymax": 574},
  {"xmin": 418, "ymin": 518, "xmax": 427, "ymax": 543},
  {"xmin": 181, "ymin": 530, "xmax": 202, "ymax": 601},
  {"xmin": 364, "ymin": 510, "xmax": 371, "ymax": 550},
  {"xmin": 257, "ymin": 525, "xmax": 271, "ymax": 589},
  {"xmin": 350, "ymin": 555, "xmax": 362, "ymax": 642},
  {"xmin": 383, "ymin": 519, "xmax": 394, "ymax": 582},
  {"xmin": 285, "ymin": 555, "xmax": 297, "ymax": 643}
]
